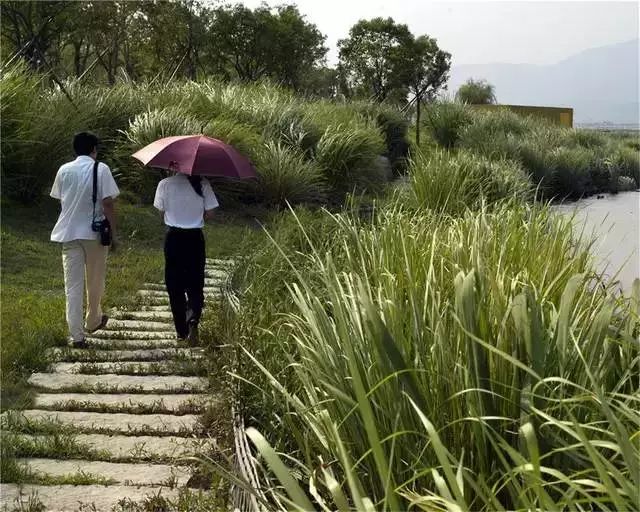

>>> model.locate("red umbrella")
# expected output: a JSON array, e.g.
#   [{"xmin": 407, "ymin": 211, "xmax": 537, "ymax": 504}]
[{"xmin": 131, "ymin": 135, "xmax": 257, "ymax": 178}]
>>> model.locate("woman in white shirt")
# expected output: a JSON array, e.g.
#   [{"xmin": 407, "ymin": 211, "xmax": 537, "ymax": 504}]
[{"xmin": 153, "ymin": 174, "xmax": 219, "ymax": 343}]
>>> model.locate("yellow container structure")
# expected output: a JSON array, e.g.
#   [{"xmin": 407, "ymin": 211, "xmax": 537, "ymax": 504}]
[{"xmin": 471, "ymin": 104, "xmax": 574, "ymax": 127}]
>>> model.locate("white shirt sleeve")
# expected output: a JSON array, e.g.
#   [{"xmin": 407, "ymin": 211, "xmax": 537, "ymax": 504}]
[
  {"xmin": 203, "ymin": 180, "xmax": 219, "ymax": 211},
  {"xmin": 99, "ymin": 163, "xmax": 120, "ymax": 199},
  {"xmin": 50, "ymin": 169, "xmax": 62, "ymax": 199},
  {"xmin": 153, "ymin": 180, "xmax": 165, "ymax": 211}
]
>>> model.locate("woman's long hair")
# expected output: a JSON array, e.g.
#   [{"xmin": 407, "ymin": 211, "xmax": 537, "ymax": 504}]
[{"xmin": 187, "ymin": 175, "xmax": 203, "ymax": 197}]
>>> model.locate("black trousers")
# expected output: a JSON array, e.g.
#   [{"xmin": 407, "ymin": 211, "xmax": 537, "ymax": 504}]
[{"xmin": 164, "ymin": 227, "xmax": 205, "ymax": 338}]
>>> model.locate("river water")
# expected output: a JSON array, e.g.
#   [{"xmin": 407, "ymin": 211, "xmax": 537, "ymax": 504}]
[{"xmin": 555, "ymin": 191, "xmax": 639, "ymax": 294}]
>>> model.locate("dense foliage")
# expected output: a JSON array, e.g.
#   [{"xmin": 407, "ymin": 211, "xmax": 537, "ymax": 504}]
[
  {"xmin": 423, "ymin": 102, "xmax": 640, "ymax": 199},
  {"xmin": 0, "ymin": 1, "xmax": 328, "ymax": 90},
  {"xmin": 0, "ymin": 64, "xmax": 409, "ymax": 206},
  {"xmin": 227, "ymin": 180, "xmax": 639, "ymax": 511},
  {"xmin": 456, "ymin": 78, "xmax": 497, "ymax": 104}
]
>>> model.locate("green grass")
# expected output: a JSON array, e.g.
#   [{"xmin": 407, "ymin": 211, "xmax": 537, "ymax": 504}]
[
  {"xmin": 419, "ymin": 101, "xmax": 639, "ymax": 199},
  {"xmin": 0, "ymin": 196, "xmax": 261, "ymax": 411},
  {"xmin": 222, "ymin": 195, "xmax": 639, "ymax": 510},
  {"xmin": 2, "ymin": 65, "xmax": 408, "ymax": 207}
]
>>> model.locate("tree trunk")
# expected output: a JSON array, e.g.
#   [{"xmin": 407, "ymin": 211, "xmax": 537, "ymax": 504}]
[{"xmin": 415, "ymin": 92, "xmax": 421, "ymax": 147}]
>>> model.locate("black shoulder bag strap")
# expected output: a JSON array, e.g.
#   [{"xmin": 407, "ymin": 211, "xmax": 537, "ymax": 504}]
[{"xmin": 92, "ymin": 160, "xmax": 99, "ymax": 225}]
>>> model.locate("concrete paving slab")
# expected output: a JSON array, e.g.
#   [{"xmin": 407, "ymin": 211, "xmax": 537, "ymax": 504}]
[
  {"xmin": 0, "ymin": 484, "xmax": 181, "ymax": 512},
  {"xmin": 28, "ymin": 373, "xmax": 207, "ymax": 393},
  {"xmin": 16, "ymin": 458, "xmax": 191, "ymax": 486},
  {"xmin": 33, "ymin": 393, "xmax": 209, "ymax": 413},
  {"xmin": 10, "ymin": 410, "xmax": 201, "ymax": 435}
]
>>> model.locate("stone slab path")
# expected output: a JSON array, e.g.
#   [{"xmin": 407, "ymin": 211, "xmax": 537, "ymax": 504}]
[{"xmin": 1, "ymin": 258, "xmax": 232, "ymax": 512}]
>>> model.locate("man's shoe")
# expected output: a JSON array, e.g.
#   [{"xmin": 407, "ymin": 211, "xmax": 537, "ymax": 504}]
[
  {"xmin": 69, "ymin": 339, "xmax": 88, "ymax": 349},
  {"xmin": 87, "ymin": 315, "xmax": 109, "ymax": 334},
  {"xmin": 187, "ymin": 322, "xmax": 199, "ymax": 346}
]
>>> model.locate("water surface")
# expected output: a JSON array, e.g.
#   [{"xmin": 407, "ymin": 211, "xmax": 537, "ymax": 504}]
[{"xmin": 555, "ymin": 191, "xmax": 639, "ymax": 294}]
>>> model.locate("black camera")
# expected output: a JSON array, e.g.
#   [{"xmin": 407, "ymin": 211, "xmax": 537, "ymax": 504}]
[{"xmin": 92, "ymin": 219, "xmax": 112, "ymax": 246}]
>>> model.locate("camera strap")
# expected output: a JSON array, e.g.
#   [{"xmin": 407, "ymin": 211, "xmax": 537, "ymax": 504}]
[{"xmin": 92, "ymin": 160, "xmax": 99, "ymax": 224}]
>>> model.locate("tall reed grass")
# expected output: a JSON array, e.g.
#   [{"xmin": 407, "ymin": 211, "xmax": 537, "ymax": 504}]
[
  {"xmin": 422, "ymin": 101, "xmax": 638, "ymax": 199},
  {"xmin": 226, "ymin": 200, "xmax": 639, "ymax": 510},
  {"xmin": 1, "ymin": 66, "xmax": 406, "ymax": 207}
]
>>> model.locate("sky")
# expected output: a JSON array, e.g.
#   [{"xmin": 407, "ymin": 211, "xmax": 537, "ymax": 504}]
[{"xmin": 234, "ymin": 0, "xmax": 639, "ymax": 67}]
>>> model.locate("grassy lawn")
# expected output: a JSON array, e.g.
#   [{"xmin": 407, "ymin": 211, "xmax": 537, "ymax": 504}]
[{"xmin": 0, "ymin": 196, "xmax": 265, "ymax": 411}]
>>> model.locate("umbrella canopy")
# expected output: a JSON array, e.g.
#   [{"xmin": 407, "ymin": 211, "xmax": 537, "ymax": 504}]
[{"xmin": 131, "ymin": 135, "xmax": 256, "ymax": 178}]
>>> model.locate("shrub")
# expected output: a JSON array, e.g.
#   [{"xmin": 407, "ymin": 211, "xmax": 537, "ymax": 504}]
[
  {"xmin": 251, "ymin": 142, "xmax": 327, "ymax": 207},
  {"xmin": 613, "ymin": 146, "xmax": 640, "ymax": 187},
  {"xmin": 314, "ymin": 123, "xmax": 386, "ymax": 195},
  {"xmin": 423, "ymin": 101, "xmax": 473, "ymax": 149},
  {"xmin": 349, "ymin": 101, "xmax": 410, "ymax": 173},
  {"xmin": 567, "ymin": 129, "xmax": 609, "ymax": 149},
  {"xmin": 409, "ymin": 150, "xmax": 531, "ymax": 214},
  {"xmin": 458, "ymin": 108, "xmax": 535, "ymax": 155},
  {"xmin": 116, "ymin": 107, "xmax": 202, "ymax": 198},
  {"xmin": 456, "ymin": 78, "xmax": 497, "ymax": 104},
  {"xmin": 547, "ymin": 146, "xmax": 592, "ymax": 199}
]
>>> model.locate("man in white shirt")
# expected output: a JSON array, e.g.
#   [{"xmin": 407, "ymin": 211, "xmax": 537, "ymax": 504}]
[{"xmin": 50, "ymin": 132, "xmax": 120, "ymax": 347}]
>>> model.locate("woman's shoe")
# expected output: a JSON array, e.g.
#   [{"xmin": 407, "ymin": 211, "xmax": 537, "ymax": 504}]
[{"xmin": 187, "ymin": 322, "xmax": 199, "ymax": 346}]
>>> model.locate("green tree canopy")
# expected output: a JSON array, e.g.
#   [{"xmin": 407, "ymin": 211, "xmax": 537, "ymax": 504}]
[
  {"xmin": 456, "ymin": 78, "xmax": 497, "ymax": 104},
  {"xmin": 179, "ymin": 3, "xmax": 327, "ymax": 87},
  {"xmin": 338, "ymin": 17, "xmax": 414, "ymax": 102},
  {"xmin": 1, "ymin": 1, "xmax": 327, "ymax": 90},
  {"xmin": 404, "ymin": 35, "xmax": 451, "ymax": 145}
]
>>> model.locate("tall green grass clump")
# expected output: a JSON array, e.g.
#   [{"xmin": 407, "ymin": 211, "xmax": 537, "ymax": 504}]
[
  {"xmin": 314, "ymin": 123, "xmax": 387, "ymax": 196},
  {"xmin": 423, "ymin": 101, "xmax": 473, "ymax": 148},
  {"xmin": 409, "ymin": 149, "xmax": 531, "ymax": 214},
  {"xmin": 614, "ymin": 146, "xmax": 640, "ymax": 187},
  {"xmin": 252, "ymin": 142, "xmax": 328, "ymax": 207},
  {"xmin": 348, "ymin": 101, "xmax": 410, "ymax": 173},
  {"xmin": 227, "ymin": 201, "xmax": 639, "ymax": 510}
]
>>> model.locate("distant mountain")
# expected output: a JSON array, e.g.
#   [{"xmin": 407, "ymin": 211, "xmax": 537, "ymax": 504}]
[{"xmin": 448, "ymin": 39, "xmax": 639, "ymax": 125}]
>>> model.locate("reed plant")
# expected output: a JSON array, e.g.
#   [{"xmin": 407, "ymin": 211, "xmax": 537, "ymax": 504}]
[
  {"xmin": 408, "ymin": 149, "xmax": 532, "ymax": 214},
  {"xmin": 226, "ymin": 200, "xmax": 639, "ymax": 510}
]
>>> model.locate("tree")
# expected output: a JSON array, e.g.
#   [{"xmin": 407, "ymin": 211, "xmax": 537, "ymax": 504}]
[
  {"xmin": 405, "ymin": 35, "xmax": 451, "ymax": 146},
  {"xmin": 299, "ymin": 66, "xmax": 340, "ymax": 98},
  {"xmin": 209, "ymin": 4, "xmax": 326, "ymax": 88},
  {"xmin": 337, "ymin": 17, "xmax": 413, "ymax": 102},
  {"xmin": 456, "ymin": 78, "xmax": 497, "ymax": 104},
  {"xmin": 0, "ymin": 1, "xmax": 72, "ymax": 71}
]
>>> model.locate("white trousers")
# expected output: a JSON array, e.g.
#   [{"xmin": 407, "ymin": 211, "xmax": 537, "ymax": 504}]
[{"xmin": 62, "ymin": 239, "xmax": 108, "ymax": 342}]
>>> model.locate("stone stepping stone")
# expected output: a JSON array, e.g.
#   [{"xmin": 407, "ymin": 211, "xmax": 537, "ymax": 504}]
[
  {"xmin": 33, "ymin": 392, "xmax": 210, "ymax": 414},
  {"xmin": 104, "ymin": 319, "xmax": 174, "ymax": 331},
  {"xmin": 16, "ymin": 458, "xmax": 191, "ymax": 487},
  {"xmin": 50, "ymin": 360, "xmax": 202, "ymax": 376},
  {"xmin": 205, "ymin": 257, "xmax": 236, "ymax": 266},
  {"xmin": 137, "ymin": 305, "xmax": 173, "ymax": 312},
  {"xmin": 111, "ymin": 310, "xmax": 174, "ymax": 321},
  {"xmin": 49, "ymin": 347, "xmax": 202, "ymax": 363},
  {"xmin": 0, "ymin": 484, "xmax": 181, "ymax": 512},
  {"xmin": 83, "ymin": 338, "xmax": 180, "ymax": 350},
  {"xmin": 12, "ymin": 410, "xmax": 200, "ymax": 435},
  {"xmin": 28, "ymin": 373, "xmax": 208, "ymax": 393},
  {"xmin": 89, "ymin": 330, "xmax": 176, "ymax": 340},
  {"xmin": 12, "ymin": 433, "xmax": 216, "ymax": 461},
  {"xmin": 138, "ymin": 289, "xmax": 223, "ymax": 299},
  {"xmin": 146, "ymin": 278, "xmax": 226, "ymax": 289}
]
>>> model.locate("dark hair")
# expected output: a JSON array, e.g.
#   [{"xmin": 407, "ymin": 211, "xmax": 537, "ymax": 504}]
[
  {"xmin": 73, "ymin": 132, "xmax": 99, "ymax": 156},
  {"xmin": 187, "ymin": 175, "xmax": 203, "ymax": 197}
]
